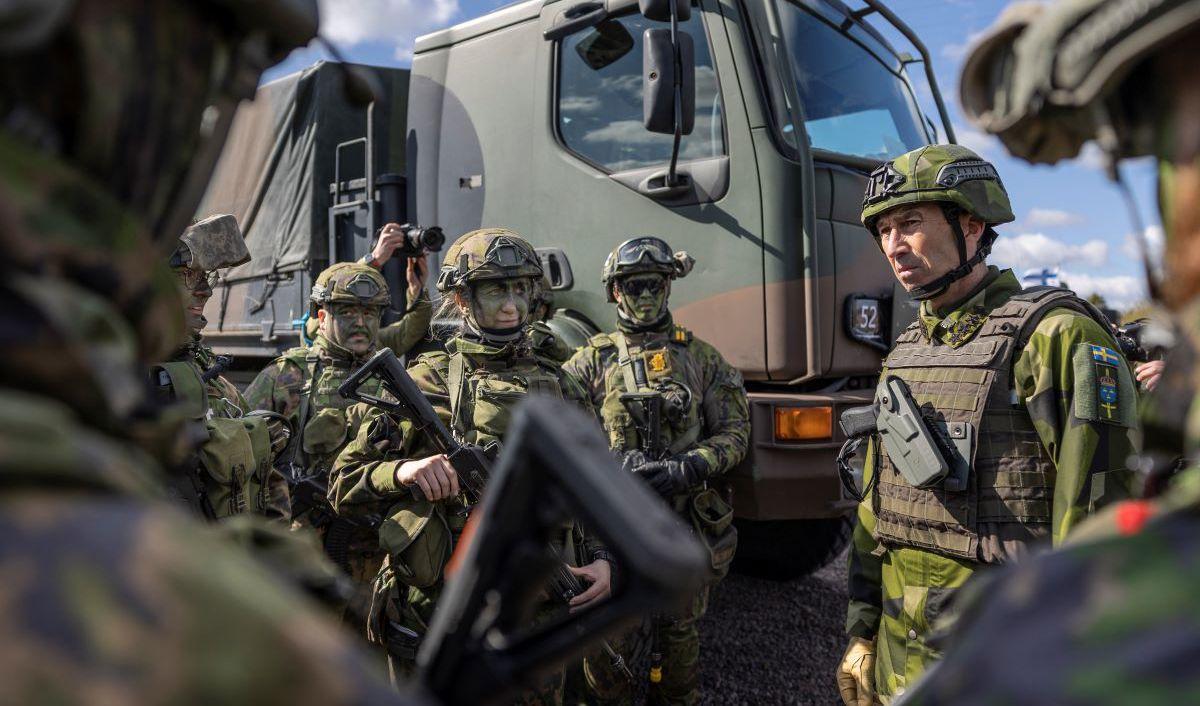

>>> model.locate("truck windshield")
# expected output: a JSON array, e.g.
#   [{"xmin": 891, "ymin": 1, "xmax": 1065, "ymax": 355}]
[{"xmin": 752, "ymin": 0, "xmax": 930, "ymax": 162}]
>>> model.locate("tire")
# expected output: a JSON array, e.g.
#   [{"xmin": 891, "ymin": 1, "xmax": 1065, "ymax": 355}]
[{"xmin": 731, "ymin": 516, "xmax": 852, "ymax": 581}]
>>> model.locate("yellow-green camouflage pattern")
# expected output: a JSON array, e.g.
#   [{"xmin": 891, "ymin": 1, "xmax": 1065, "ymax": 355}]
[
  {"xmin": 563, "ymin": 319, "xmax": 748, "ymax": 705},
  {"xmin": 846, "ymin": 269, "xmax": 1137, "ymax": 700},
  {"xmin": 330, "ymin": 334, "xmax": 597, "ymax": 704}
]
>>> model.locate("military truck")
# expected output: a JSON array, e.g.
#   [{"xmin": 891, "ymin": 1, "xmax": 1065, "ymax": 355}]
[{"xmin": 202, "ymin": 0, "xmax": 955, "ymax": 578}]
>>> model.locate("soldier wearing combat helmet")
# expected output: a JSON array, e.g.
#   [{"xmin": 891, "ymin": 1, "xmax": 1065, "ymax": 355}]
[
  {"xmin": 243, "ymin": 258, "xmax": 432, "ymax": 615},
  {"xmin": 837, "ymin": 144, "xmax": 1137, "ymax": 705},
  {"xmin": 330, "ymin": 228, "xmax": 612, "ymax": 701},
  {"xmin": 564, "ymin": 236, "xmax": 749, "ymax": 706},
  {"xmin": 897, "ymin": 2, "xmax": 1200, "ymax": 703},
  {"xmin": 153, "ymin": 213, "xmax": 291, "ymax": 520},
  {"xmin": 0, "ymin": 0, "xmax": 400, "ymax": 701}
]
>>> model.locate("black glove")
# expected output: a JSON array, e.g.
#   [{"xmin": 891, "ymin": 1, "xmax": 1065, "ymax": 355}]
[
  {"xmin": 630, "ymin": 453, "xmax": 707, "ymax": 499},
  {"xmin": 620, "ymin": 449, "xmax": 650, "ymax": 474}
]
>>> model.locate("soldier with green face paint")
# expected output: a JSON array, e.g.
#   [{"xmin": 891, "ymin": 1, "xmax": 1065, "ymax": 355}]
[
  {"xmin": 329, "ymin": 228, "xmax": 612, "ymax": 702},
  {"xmin": 838, "ymin": 144, "xmax": 1137, "ymax": 705},
  {"xmin": 243, "ymin": 260, "xmax": 432, "ymax": 620},
  {"xmin": 152, "ymin": 213, "xmax": 291, "ymax": 520},
  {"xmin": 562, "ymin": 236, "xmax": 749, "ymax": 706},
  {"xmin": 895, "ymin": 3, "xmax": 1200, "ymax": 704}
]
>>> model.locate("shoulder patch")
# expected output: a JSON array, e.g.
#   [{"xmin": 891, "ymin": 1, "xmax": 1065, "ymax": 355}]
[{"xmin": 1071, "ymin": 342, "xmax": 1136, "ymax": 427}]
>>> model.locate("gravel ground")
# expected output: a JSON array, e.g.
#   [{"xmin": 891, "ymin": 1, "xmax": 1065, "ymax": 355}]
[{"xmin": 698, "ymin": 550, "xmax": 849, "ymax": 705}]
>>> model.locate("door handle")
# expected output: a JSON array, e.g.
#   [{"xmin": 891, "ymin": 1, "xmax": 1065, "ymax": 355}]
[{"xmin": 637, "ymin": 169, "xmax": 692, "ymax": 198}]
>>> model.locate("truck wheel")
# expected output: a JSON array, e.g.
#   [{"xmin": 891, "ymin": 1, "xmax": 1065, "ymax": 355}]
[{"xmin": 731, "ymin": 517, "xmax": 852, "ymax": 581}]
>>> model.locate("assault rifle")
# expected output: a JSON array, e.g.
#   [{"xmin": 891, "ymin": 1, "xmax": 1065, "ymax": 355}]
[
  {"xmin": 338, "ymin": 349, "xmax": 633, "ymax": 682},
  {"xmin": 337, "ymin": 348, "xmax": 492, "ymax": 504},
  {"xmin": 620, "ymin": 391, "xmax": 667, "ymax": 461}
]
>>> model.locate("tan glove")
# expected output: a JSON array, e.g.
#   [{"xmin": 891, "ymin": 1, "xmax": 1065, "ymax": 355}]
[{"xmin": 836, "ymin": 636, "xmax": 877, "ymax": 706}]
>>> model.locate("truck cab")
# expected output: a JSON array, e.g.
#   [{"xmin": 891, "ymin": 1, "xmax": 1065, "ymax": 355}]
[{"xmin": 408, "ymin": 0, "xmax": 950, "ymax": 576}]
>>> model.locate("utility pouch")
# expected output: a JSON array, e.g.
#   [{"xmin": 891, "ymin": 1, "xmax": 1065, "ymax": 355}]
[
  {"xmin": 689, "ymin": 488, "xmax": 737, "ymax": 582},
  {"xmin": 378, "ymin": 500, "xmax": 452, "ymax": 589},
  {"xmin": 198, "ymin": 417, "xmax": 256, "ymax": 517},
  {"xmin": 301, "ymin": 407, "xmax": 349, "ymax": 457},
  {"xmin": 876, "ymin": 375, "xmax": 951, "ymax": 489},
  {"xmin": 240, "ymin": 415, "xmax": 274, "ymax": 513}
]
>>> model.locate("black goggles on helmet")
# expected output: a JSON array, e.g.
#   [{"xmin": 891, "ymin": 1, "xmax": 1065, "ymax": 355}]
[{"xmin": 614, "ymin": 237, "xmax": 674, "ymax": 268}]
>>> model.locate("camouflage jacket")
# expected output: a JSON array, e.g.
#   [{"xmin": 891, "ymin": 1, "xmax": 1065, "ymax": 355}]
[
  {"xmin": 562, "ymin": 319, "xmax": 750, "ymax": 492},
  {"xmin": 0, "ymin": 137, "xmax": 400, "ymax": 704},
  {"xmin": 329, "ymin": 334, "xmax": 601, "ymax": 625},
  {"xmin": 847, "ymin": 268, "xmax": 1137, "ymax": 699}
]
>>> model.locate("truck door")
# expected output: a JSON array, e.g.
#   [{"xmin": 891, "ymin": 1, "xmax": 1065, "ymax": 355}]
[{"xmin": 532, "ymin": 0, "xmax": 767, "ymax": 376}]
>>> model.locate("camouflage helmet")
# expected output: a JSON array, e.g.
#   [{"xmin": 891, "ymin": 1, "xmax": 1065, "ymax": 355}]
[
  {"xmin": 309, "ymin": 262, "xmax": 390, "ymax": 315},
  {"xmin": 436, "ymin": 228, "xmax": 543, "ymax": 292},
  {"xmin": 170, "ymin": 214, "xmax": 251, "ymax": 272},
  {"xmin": 601, "ymin": 236, "xmax": 695, "ymax": 302},
  {"xmin": 860, "ymin": 144, "xmax": 1015, "ymax": 232},
  {"xmin": 959, "ymin": 0, "xmax": 1200, "ymax": 165}
]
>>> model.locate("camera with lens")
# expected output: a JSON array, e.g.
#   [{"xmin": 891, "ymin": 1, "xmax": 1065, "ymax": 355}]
[{"xmin": 387, "ymin": 223, "xmax": 446, "ymax": 257}]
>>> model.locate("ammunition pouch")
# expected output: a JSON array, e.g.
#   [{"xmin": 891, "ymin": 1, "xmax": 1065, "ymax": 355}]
[
  {"xmin": 301, "ymin": 406, "xmax": 349, "ymax": 457},
  {"xmin": 197, "ymin": 417, "xmax": 262, "ymax": 518},
  {"xmin": 688, "ymin": 488, "xmax": 737, "ymax": 583},
  {"xmin": 379, "ymin": 499, "xmax": 452, "ymax": 589}
]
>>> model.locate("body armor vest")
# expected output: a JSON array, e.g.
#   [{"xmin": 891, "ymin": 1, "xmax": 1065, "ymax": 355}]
[
  {"xmin": 873, "ymin": 287, "xmax": 1109, "ymax": 564},
  {"xmin": 592, "ymin": 326, "xmax": 702, "ymax": 457},
  {"xmin": 441, "ymin": 348, "xmax": 564, "ymax": 450}
]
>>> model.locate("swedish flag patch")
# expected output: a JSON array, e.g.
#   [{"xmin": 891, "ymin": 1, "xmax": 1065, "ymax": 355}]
[{"xmin": 1090, "ymin": 344, "xmax": 1121, "ymax": 365}]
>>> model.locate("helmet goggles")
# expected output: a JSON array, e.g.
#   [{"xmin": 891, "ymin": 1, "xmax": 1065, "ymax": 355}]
[{"xmin": 614, "ymin": 237, "xmax": 674, "ymax": 269}]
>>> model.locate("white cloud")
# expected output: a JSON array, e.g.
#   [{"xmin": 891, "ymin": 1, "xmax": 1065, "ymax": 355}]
[
  {"xmin": 1024, "ymin": 208, "xmax": 1085, "ymax": 228},
  {"xmin": 941, "ymin": 30, "xmax": 986, "ymax": 62},
  {"xmin": 990, "ymin": 232, "xmax": 1108, "ymax": 271},
  {"xmin": 1056, "ymin": 270, "xmax": 1146, "ymax": 310},
  {"xmin": 318, "ymin": 0, "xmax": 459, "ymax": 50}
]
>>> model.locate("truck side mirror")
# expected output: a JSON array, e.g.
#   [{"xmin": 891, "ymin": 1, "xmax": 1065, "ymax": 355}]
[
  {"xmin": 536, "ymin": 247, "xmax": 575, "ymax": 291},
  {"xmin": 643, "ymin": 29, "xmax": 695, "ymax": 135},
  {"xmin": 639, "ymin": 0, "xmax": 691, "ymax": 22}
]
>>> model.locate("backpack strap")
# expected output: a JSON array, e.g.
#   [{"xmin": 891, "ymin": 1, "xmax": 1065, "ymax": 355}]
[{"xmin": 613, "ymin": 332, "xmax": 646, "ymax": 392}]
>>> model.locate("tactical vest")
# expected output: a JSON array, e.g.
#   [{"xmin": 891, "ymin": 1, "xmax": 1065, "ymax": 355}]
[
  {"xmin": 591, "ymin": 326, "xmax": 702, "ymax": 457},
  {"xmin": 872, "ymin": 287, "xmax": 1110, "ymax": 564},
  {"xmin": 438, "ymin": 347, "xmax": 565, "ymax": 449},
  {"xmin": 280, "ymin": 346, "xmax": 387, "ymax": 475},
  {"xmin": 151, "ymin": 358, "xmax": 270, "ymax": 520}
]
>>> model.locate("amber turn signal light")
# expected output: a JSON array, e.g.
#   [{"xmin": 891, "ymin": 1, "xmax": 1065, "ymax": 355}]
[{"xmin": 773, "ymin": 406, "xmax": 832, "ymax": 442}]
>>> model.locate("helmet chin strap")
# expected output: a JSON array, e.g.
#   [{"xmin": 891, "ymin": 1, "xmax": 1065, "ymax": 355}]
[{"xmin": 907, "ymin": 206, "xmax": 995, "ymax": 301}]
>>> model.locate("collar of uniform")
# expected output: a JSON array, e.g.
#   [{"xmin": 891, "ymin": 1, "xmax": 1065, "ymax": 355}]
[
  {"xmin": 918, "ymin": 267, "xmax": 1021, "ymax": 347},
  {"xmin": 447, "ymin": 335, "xmax": 519, "ymax": 359},
  {"xmin": 311, "ymin": 334, "xmax": 371, "ymax": 368}
]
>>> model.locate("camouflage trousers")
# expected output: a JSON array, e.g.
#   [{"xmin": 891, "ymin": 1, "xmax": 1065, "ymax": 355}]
[
  {"xmin": 874, "ymin": 546, "xmax": 977, "ymax": 701},
  {"xmin": 583, "ymin": 584, "xmax": 711, "ymax": 706}
]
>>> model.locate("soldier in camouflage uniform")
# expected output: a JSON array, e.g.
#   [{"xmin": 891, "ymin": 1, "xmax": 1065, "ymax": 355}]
[
  {"xmin": 243, "ymin": 261, "xmax": 432, "ymax": 594},
  {"xmin": 330, "ymin": 228, "xmax": 613, "ymax": 702},
  {"xmin": 563, "ymin": 236, "xmax": 749, "ymax": 706},
  {"xmin": 895, "ymin": 2, "xmax": 1200, "ymax": 704},
  {"xmin": 0, "ymin": 0, "xmax": 406, "ymax": 701},
  {"xmin": 838, "ymin": 144, "xmax": 1137, "ymax": 704},
  {"xmin": 153, "ymin": 214, "xmax": 290, "ymax": 520}
]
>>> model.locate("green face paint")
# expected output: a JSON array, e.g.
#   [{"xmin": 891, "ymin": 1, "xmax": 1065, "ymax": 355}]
[
  {"xmin": 174, "ymin": 266, "xmax": 214, "ymax": 336},
  {"xmin": 469, "ymin": 277, "xmax": 533, "ymax": 330},
  {"xmin": 324, "ymin": 302, "xmax": 381, "ymax": 354},
  {"xmin": 617, "ymin": 273, "xmax": 669, "ymax": 324}
]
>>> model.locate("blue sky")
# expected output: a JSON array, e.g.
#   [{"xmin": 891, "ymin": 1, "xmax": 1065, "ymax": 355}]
[{"xmin": 266, "ymin": 0, "xmax": 1161, "ymax": 310}]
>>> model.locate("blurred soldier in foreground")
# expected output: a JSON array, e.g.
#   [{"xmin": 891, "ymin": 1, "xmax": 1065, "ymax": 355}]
[
  {"xmin": 0, "ymin": 0, "xmax": 406, "ymax": 701},
  {"xmin": 154, "ymin": 214, "xmax": 289, "ymax": 519},
  {"xmin": 896, "ymin": 2, "xmax": 1200, "ymax": 703},
  {"xmin": 838, "ymin": 144, "xmax": 1136, "ymax": 704},
  {"xmin": 563, "ymin": 236, "xmax": 748, "ymax": 706},
  {"xmin": 330, "ymin": 229, "xmax": 613, "ymax": 702},
  {"xmin": 244, "ymin": 257, "xmax": 431, "ymax": 599}
]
